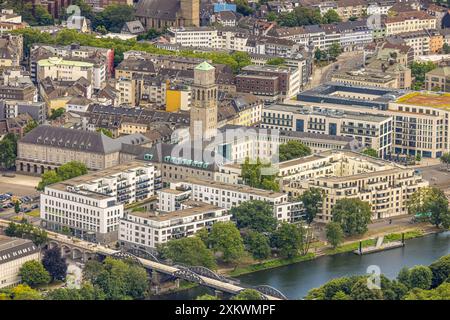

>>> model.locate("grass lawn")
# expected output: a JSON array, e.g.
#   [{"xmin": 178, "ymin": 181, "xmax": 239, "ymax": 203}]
[{"xmin": 26, "ymin": 209, "xmax": 40, "ymax": 217}]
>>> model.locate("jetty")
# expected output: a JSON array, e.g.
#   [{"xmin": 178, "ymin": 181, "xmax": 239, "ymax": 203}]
[{"xmin": 353, "ymin": 234, "xmax": 405, "ymax": 255}]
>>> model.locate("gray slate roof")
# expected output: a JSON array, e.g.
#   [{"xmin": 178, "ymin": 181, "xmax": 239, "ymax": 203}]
[
  {"xmin": 20, "ymin": 125, "xmax": 150, "ymax": 154},
  {"xmin": 0, "ymin": 236, "xmax": 39, "ymax": 265},
  {"xmin": 135, "ymin": 0, "xmax": 180, "ymax": 20}
]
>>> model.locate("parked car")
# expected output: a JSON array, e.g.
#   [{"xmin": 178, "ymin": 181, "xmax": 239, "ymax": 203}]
[
  {"xmin": 24, "ymin": 208, "xmax": 31, "ymax": 213},
  {"xmin": 31, "ymin": 204, "xmax": 39, "ymax": 209}
]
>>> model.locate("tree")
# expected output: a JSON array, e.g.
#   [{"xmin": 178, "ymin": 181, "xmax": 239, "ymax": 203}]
[
  {"xmin": 408, "ymin": 266, "xmax": 432, "ymax": 290},
  {"xmin": 362, "ymin": 148, "xmax": 378, "ymax": 158},
  {"xmin": 92, "ymin": 4, "xmax": 135, "ymax": 33},
  {"xmin": 46, "ymin": 282, "xmax": 105, "ymax": 300},
  {"xmin": 231, "ymin": 200, "xmax": 277, "ymax": 233},
  {"xmin": 49, "ymin": 107, "xmax": 65, "ymax": 120},
  {"xmin": 196, "ymin": 294, "xmax": 219, "ymax": 300},
  {"xmin": 14, "ymin": 201, "xmax": 20, "ymax": 214},
  {"xmin": 24, "ymin": 120, "xmax": 38, "ymax": 134},
  {"xmin": 232, "ymin": 289, "xmax": 263, "ymax": 300},
  {"xmin": 404, "ymin": 282, "xmax": 450, "ymax": 300},
  {"xmin": 429, "ymin": 255, "xmax": 450, "ymax": 288},
  {"xmin": 95, "ymin": 25, "xmax": 108, "ymax": 35},
  {"xmin": 326, "ymin": 222, "xmax": 344, "ymax": 248},
  {"xmin": 410, "ymin": 61, "xmax": 436, "ymax": 89},
  {"xmin": 137, "ymin": 28, "xmax": 162, "ymax": 41},
  {"xmin": 4, "ymin": 221, "xmax": 48, "ymax": 246},
  {"xmin": 37, "ymin": 161, "xmax": 88, "ymax": 191},
  {"xmin": 7, "ymin": 284, "xmax": 43, "ymax": 300},
  {"xmin": 34, "ymin": 5, "xmax": 54, "ymax": 25},
  {"xmin": 322, "ymin": 9, "xmax": 342, "ymax": 23},
  {"xmin": 19, "ymin": 260, "xmax": 51, "ymax": 287},
  {"xmin": 279, "ymin": 140, "xmax": 311, "ymax": 162},
  {"xmin": 271, "ymin": 222, "xmax": 304, "ymax": 258},
  {"xmin": 397, "ymin": 267, "xmax": 410, "ymax": 287},
  {"xmin": 158, "ymin": 237, "xmax": 216, "ymax": 269},
  {"xmin": 408, "ymin": 187, "xmax": 450, "ymax": 229},
  {"xmin": 244, "ymin": 230, "xmax": 271, "ymax": 261},
  {"xmin": 0, "ymin": 133, "xmax": 18, "ymax": 169},
  {"xmin": 299, "ymin": 188, "xmax": 323, "ymax": 224},
  {"xmin": 83, "ymin": 257, "xmax": 148, "ymax": 300},
  {"xmin": 443, "ymin": 43, "xmax": 450, "ymax": 54},
  {"xmin": 266, "ymin": 12, "xmax": 277, "ymax": 22},
  {"xmin": 314, "ymin": 48, "xmax": 324, "ymax": 61},
  {"xmin": 350, "ymin": 278, "xmax": 383, "ymax": 300},
  {"xmin": 331, "ymin": 290, "xmax": 351, "ymax": 300},
  {"xmin": 234, "ymin": 0, "xmax": 254, "ymax": 16},
  {"xmin": 37, "ymin": 170, "xmax": 61, "ymax": 191},
  {"xmin": 241, "ymin": 158, "xmax": 279, "ymax": 191},
  {"xmin": 440, "ymin": 152, "xmax": 450, "ymax": 169},
  {"xmin": 208, "ymin": 222, "xmax": 245, "ymax": 263},
  {"xmin": 332, "ymin": 198, "xmax": 372, "ymax": 236},
  {"xmin": 327, "ymin": 42, "xmax": 342, "ymax": 60},
  {"xmin": 42, "ymin": 247, "xmax": 68, "ymax": 281}
]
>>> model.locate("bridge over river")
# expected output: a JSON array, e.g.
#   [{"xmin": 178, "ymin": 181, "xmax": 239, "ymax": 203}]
[{"xmin": 0, "ymin": 218, "xmax": 285, "ymax": 300}]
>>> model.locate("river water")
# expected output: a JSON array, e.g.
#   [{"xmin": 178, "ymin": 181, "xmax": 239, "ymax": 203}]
[{"xmin": 152, "ymin": 231, "xmax": 450, "ymax": 300}]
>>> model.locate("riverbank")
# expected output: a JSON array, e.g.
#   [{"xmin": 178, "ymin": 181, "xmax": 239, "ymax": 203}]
[{"xmin": 225, "ymin": 227, "xmax": 440, "ymax": 277}]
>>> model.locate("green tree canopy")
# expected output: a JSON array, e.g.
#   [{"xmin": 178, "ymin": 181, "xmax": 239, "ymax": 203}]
[
  {"xmin": 96, "ymin": 128, "xmax": 113, "ymax": 138},
  {"xmin": 19, "ymin": 260, "xmax": 51, "ymax": 287},
  {"xmin": 299, "ymin": 188, "xmax": 323, "ymax": 224},
  {"xmin": 49, "ymin": 107, "xmax": 65, "ymax": 120},
  {"xmin": 350, "ymin": 278, "xmax": 384, "ymax": 300},
  {"xmin": 332, "ymin": 198, "xmax": 372, "ymax": 236},
  {"xmin": 24, "ymin": 120, "xmax": 38, "ymax": 134},
  {"xmin": 231, "ymin": 200, "xmax": 277, "ymax": 233},
  {"xmin": 37, "ymin": 161, "xmax": 88, "ymax": 191},
  {"xmin": 244, "ymin": 230, "xmax": 271, "ymax": 261},
  {"xmin": 92, "ymin": 4, "xmax": 135, "ymax": 33},
  {"xmin": 2, "ymin": 284, "xmax": 43, "ymax": 300},
  {"xmin": 231, "ymin": 288, "xmax": 263, "ymax": 300},
  {"xmin": 408, "ymin": 187, "xmax": 450, "ymax": 229},
  {"xmin": 279, "ymin": 140, "xmax": 311, "ymax": 162},
  {"xmin": 158, "ymin": 236, "xmax": 217, "ymax": 269},
  {"xmin": 325, "ymin": 222, "xmax": 344, "ymax": 248},
  {"xmin": 404, "ymin": 282, "xmax": 450, "ymax": 300},
  {"xmin": 241, "ymin": 158, "xmax": 279, "ymax": 191},
  {"xmin": 322, "ymin": 9, "xmax": 342, "ymax": 23},
  {"xmin": 429, "ymin": 255, "xmax": 450, "ymax": 288},
  {"xmin": 208, "ymin": 222, "xmax": 245, "ymax": 263},
  {"xmin": 83, "ymin": 257, "xmax": 148, "ymax": 300},
  {"xmin": 271, "ymin": 222, "xmax": 308, "ymax": 258},
  {"xmin": 408, "ymin": 265, "xmax": 433, "ymax": 290},
  {"xmin": 0, "ymin": 133, "xmax": 18, "ymax": 169}
]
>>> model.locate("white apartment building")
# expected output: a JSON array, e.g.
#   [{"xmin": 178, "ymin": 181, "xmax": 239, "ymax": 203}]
[
  {"xmin": 0, "ymin": 237, "xmax": 40, "ymax": 289},
  {"xmin": 260, "ymin": 104, "xmax": 393, "ymax": 158},
  {"xmin": 388, "ymin": 92, "xmax": 450, "ymax": 158},
  {"xmin": 157, "ymin": 188, "xmax": 191, "ymax": 212},
  {"xmin": 119, "ymin": 201, "xmax": 232, "ymax": 251},
  {"xmin": 168, "ymin": 27, "xmax": 248, "ymax": 52},
  {"xmin": 40, "ymin": 162, "xmax": 157, "ymax": 243},
  {"xmin": 41, "ymin": 183, "xmax": 123, "ymax": 244},
  {"xmin": 385, "ymin": 12, "xmax": 437, "ymax": 36},
  {"xmin": 176, "ymin": 178, "xmax": 304, "ymax": 222},
  {"xmin": 213, "ymin": 125, "xmax": 280, "ymax": 164},
  {"xmin": 37, "ymin": 57, "xmax": 95, "ymax": 87},
  {"xmin": 283, "ymin": 150, "xmax": 429, "ymax": 222}
]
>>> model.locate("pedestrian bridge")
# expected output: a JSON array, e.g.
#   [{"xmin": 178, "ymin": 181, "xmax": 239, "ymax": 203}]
[{"xmin": 0, "ymin": 219, "xmax": 285, "ymax": 300}]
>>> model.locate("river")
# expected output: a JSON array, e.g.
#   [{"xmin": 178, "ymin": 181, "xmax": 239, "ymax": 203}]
[{"xmin": 151, "ymin": 231, "xmax": 450, "ymax": 300}]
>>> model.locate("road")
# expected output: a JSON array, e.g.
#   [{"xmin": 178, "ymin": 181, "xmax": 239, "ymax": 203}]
[{"xmin": 309, "ymin": 51, "xmax": 365, "ymax": 88}]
